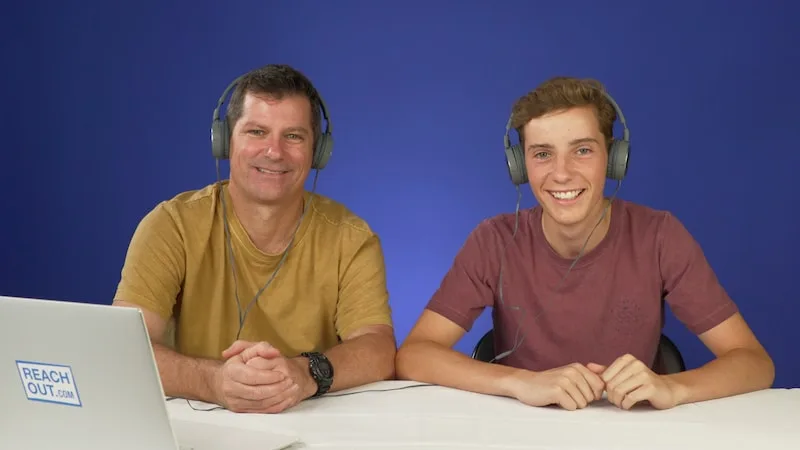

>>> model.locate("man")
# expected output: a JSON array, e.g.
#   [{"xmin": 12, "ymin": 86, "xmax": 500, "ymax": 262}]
[
  {"xmin": 113, "ymin": 64, "xmax": 396, "ymax": 414},
  {"xmin": 396, "ymin": 77, "xmax": 774, "ymax": 411}
]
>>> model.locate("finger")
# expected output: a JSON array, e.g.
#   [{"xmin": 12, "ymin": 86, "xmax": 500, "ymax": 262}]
[
  {"xmin": 228, "ymin": 362, "xmax": 286, "ymax": 386},
  {"xmin": 226, "ymin": 376, "xmax": 294, "ymax": 403},
  {"xmin": 251, "ymin": 377, "xmax": 296, "ymax": 401},
  {"xmin": 555, "ymin": 387, "xmax": 579, "ymax": 411},
  {"xmin": 586, "ymin": 363, "xmax": 607, "ymax": 374},
  {"xmin": 600, "ymin": 354, "xmax": 635, "ymax": 383},
  {"xmin": 240, "ymin": 342, "xmax": 281, "ymax": 362},
  {"xmin": 621, "ymin": 384, "xmax": 654, "ymax": 410},
  {"xmin": 246, "ymin": 356, "xmax": 281, "ymax": 371},
  {"xmin": 558, "ymin": 378, "xmax": 589, "ymax": 409},
  {"xmin": 609, "ymin": 372, "xmax": 647, "ymax": 407},
  {"xmin": 574, "ymin": 364, "xmax": 606, "ymax": 400},
  {"xmin": 222, "ymin": 340, "xmax": 258, "ymax": 359},
  {"xmin": 248, "ymin": 355, "xmax": 290, "ymax": 374},
  {"xmin": 565, "ymin": 368, "xmax": 595, "ymax": 405},
  {"xmin": 259, "ymin": 381, "xmax": 301, "ymax": 410},
  {"xmin": 263, "ymin": 391, "xmax": 300, "ymax": 414},
  {"xmin": 606, "ymin": 359, "xmax": 645, "ymax": 392}
]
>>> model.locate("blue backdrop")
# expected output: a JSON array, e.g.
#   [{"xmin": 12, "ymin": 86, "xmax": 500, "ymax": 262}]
[{"xmin": 2, "ymin": 1, "xmax": 798, "ymax": 388}]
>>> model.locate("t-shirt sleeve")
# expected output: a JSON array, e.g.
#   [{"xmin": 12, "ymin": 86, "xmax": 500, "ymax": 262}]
[
  {"xmin": 425, "ymin": 221, "xmax": 497, "ymax": 332},
  {"xmin": 113, "ymin": 203, "xmax": 186, "ymax": 322},
  {"xmin": 335, "ymin": 232, "xmax": 394, "ymax": 339},
  {"xmin": 659, "ymin": 212, "xmax": 738, "ymax": 335}
]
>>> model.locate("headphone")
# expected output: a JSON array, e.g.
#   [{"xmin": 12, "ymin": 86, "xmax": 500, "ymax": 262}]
[
  {"xmin": 210, "ymin": 74, "xmax": 335, "ymax": 170},
  {"xmin": 502, "ymin": 89, "xmax": 630, "ymax": 185}
]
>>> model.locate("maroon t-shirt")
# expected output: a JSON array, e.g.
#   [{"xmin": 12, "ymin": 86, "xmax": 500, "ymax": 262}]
[{"xmin": 426, "ymin": 198, "xmax": 738, "ymax": 371}]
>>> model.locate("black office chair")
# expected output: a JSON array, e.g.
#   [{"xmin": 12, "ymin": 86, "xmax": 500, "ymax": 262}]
[{"xmin": 471, "ymin": 329, "xmax": 686, "ymax": 375}]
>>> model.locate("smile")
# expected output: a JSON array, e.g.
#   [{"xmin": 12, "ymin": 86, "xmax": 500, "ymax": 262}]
[
  {"xmin": 255, "ymin": 167, "xmax": 288, "ymax": 175},
  {"xmin": 547, "ymin": 189, "xmax": 585, "ymax": 201}
]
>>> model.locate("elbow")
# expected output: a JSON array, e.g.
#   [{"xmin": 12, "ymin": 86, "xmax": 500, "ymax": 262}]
[
  {"xmin": 395, "ymin": 341, "xmax": 421, "ymax": 381},
  {"xmin": 378, "ymin": 346, "xmax": 397, "ymax": 381},
  {"xmin": 756, "ymin": 349, "xmax": 776, "ymax": 389},
  {"xmin": 374, "ymin": 336, "xmax": 397, "ymax": 382}
]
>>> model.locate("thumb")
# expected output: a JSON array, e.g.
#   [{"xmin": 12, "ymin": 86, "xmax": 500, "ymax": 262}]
[
  {"xmin": 587, "ymin": 362, "xmax": 607, "ymax": 374},
  {"xmin": 221, "ymin": 340, "xmax": 256, "ymax": 359},
  {"xmin": 240, "ymin": 342, "xmax": 282, "ymax": 362}
]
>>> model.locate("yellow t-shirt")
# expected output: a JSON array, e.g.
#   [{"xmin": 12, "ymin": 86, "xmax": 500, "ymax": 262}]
[{"xmin": 113, "ymin": 181, "xmax": 393, "ymax": 360}]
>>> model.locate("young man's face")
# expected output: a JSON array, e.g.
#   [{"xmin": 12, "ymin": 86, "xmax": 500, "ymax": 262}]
[{"xmin": 522, "ymin": 106, "xmax": 609, "ymax": 230}]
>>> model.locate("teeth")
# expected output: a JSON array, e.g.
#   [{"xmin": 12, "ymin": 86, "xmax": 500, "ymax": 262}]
[
  {"xmin": 257, "ymin": 168, "xmax": 282, "ymax": 174},
  {"xmin": 550, "ymin": 190, "xmax": 582, "ymax": 200}
]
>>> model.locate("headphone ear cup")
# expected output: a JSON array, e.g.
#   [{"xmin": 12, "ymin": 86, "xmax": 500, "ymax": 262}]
[
  {"xmin": 311, "ymin": 132, "xmax": 334, "ymax": 170},
  {"xmin": 504, "ymin": 143, "xmax": 528, "ymax": 185},
  {"xmin": 606, "ymin": 139, "xmax": 630, "ymax": 181},
  {"xmin": 211, "ymin": 118, "xmax": 230, "ymax": 160}
]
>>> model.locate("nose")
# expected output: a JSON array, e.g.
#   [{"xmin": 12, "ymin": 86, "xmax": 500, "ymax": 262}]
[
  {"xmin": 263, "ymin": 140, "xmax": 285, "ymax": 160},
  {"xmin": 550, "ymin": 153, "xmax": 573, "ymax": 182}
]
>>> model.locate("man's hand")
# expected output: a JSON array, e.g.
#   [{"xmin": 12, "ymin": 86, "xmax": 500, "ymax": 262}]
[
  {"xmin": 210, "ymin": 342, "xmax": 296, "ymax": 414},
  {"xmin": 220, "ymin": 341, "xmax": 316, "ymax": 413},
  {"xmin": 505, "ymin": 363, "xmax": 606, "ymax": 411},
  {"xmin": 591, "ymin": 354, "xmax": 684, "ymax": 410}
]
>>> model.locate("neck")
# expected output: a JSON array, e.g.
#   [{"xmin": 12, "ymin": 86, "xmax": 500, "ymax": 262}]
[
  {"xmin": 227, "ymin": 184, "xmax": 306, "ymax": 255},
  {"xmin": 542, "ymin": 198, "xmax": 613, "ymax": 259}
]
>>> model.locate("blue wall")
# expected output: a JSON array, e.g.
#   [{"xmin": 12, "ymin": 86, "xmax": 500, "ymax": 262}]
[{"xmin": 2, "ymin": 1, "xmax": 798, "ymax": 388}]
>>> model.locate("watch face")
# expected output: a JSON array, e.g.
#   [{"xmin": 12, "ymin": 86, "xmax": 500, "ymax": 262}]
[{"xmin": 317, "ymin": 360, "xmax": 333, "ymax": 378}]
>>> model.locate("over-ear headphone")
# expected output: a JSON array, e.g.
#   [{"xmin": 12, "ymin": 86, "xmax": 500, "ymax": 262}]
[
  {"xmin": 210, "ymin": 74, "xmax": 335, "ymax": 170},
  {"xmin": 503, "ymin": 89, "xmax": 630, "ymax": 185}
]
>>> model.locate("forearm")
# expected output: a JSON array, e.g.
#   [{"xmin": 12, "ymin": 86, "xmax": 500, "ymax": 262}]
[
  {"xmin": 396, "ymin": 341, "xmax": 524, "ymax": 398},
  {"xmin": 295, "ymin": 333, "xmax": 396, "ymax": 394},
  {"xmin": 666, "ymin": 347, "xmax": 775, "ymax": 405},
  {"xmin": 153, "ymin": 343, "xmax": 222, "ymax": 403}
]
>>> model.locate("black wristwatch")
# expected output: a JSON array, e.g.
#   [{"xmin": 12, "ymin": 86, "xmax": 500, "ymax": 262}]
[{"xmin": 300, "ymin": 351, "xmax": 334, "ymax": 398}]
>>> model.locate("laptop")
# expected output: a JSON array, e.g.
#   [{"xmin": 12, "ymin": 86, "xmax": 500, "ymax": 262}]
[{"xmin": 0, "ymin": 295, "xmax": 300, "ymax": 450}]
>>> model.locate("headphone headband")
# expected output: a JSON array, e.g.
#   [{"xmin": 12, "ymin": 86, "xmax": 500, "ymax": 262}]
[
  {"xmin": 503, "ymin": 86, "xmax": 631, "ymax": 185},
  {"xmin": 210, "ymin": 71, "xmax": 334, "ymax": 170}
]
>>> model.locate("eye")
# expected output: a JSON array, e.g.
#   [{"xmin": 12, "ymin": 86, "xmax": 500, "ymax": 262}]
[
  {"xmin": 576, "ymin": 147, "xmax": 592, "ymax": 155},
  {"xmin": 286, "ymin": 133, "xmax": 304, "ymax": 141},
  {"xmin": 247, "ymin": 129, "xmax": 264, "ymax": 136},
  {"xmin": 532, "ymin": 151, "xmax": 550, "ymax": 160}
]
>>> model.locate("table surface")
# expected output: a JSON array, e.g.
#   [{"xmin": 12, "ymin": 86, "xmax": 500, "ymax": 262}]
[{"xmin": 166, "ymin": 380, "xmax": 800, "ymax": 449}]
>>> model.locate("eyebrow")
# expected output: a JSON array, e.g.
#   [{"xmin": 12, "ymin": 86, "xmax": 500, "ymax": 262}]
[
  {"xmin": 527, "ymin": 137, "xmax": 600, "ymax": 150},
  {"xmin": 240, "ymin": 121, "xmax": 310, "ymax": 135}
]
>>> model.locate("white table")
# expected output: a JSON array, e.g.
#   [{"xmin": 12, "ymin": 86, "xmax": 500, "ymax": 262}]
[{"xmin": 166, "ymin": 381, "xmax": 800, "ymax": 449}]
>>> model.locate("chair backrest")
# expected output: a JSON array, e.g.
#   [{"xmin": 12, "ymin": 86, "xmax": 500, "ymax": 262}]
[{"xmin": 471, "ymin": 329, "xmax": 686, "ymax": 375}]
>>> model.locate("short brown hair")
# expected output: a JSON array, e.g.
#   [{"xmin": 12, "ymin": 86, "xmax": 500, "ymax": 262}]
[
  {"xmin": 226, "ymin": 64, "xmax": 323, "ymax": 145},
  {"xmin": 510, "ymin": 76, "xmax": 616, "ymax": 149}
]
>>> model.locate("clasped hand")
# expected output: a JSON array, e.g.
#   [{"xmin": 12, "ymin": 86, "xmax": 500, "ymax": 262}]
[
  {"xmin": 510, "ymin": 354, "xmax": 681, "ymax": 411},
  {"xmin": 212, "ymin": 340, "xmax": 315, "ymax": 413}
]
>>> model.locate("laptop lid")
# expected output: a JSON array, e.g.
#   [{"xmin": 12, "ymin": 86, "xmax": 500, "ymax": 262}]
[
  {"xmin": 0, "ymin": 295, "xmax": 182, "ymax": 450},
  {"xmin": 0, "ymin": 295, "xmax": 299, "ymax": 450}
]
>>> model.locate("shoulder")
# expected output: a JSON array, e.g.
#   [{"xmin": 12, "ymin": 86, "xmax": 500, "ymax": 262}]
[
  {"xmin": 614, "ymin": 199, "xmax": 672, "ymax": 228},
  {"xmin": 614, "ymin": 199, "xmax": 700, "ymax": 257},
  {"xmin": 140, "ymin": 183, "xmax": 219, "ymax": 227},
  {"xmin": 613, "ymin": 199, "xmax": 689, "ymax": 241},
  {"xmin": 156, "ymin": 183, "xmax": 219, "ymax": 218},
  {"xmin": 307, "ymin": 193, "xmax": 378, "ymax": 242},
  {"xmin": 129, "ymin": 183, "xmax": 220, "ymax": 246},
  {"xmin": 474, "ymin": 210, "xmax": 521, "ymax": 239},
  {"xmin": 447, "ymin": 210, "xmax": 527, "ymax": 268}
]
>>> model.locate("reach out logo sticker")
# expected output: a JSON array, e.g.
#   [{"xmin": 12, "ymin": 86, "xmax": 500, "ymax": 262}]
[{"xmin": 16, "ymin": 360, "xmax": 83, "ymax": 407}]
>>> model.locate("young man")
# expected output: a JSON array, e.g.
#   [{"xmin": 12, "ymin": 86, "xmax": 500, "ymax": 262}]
[
  {"xmin": 396, "ymin": 77, "xmax": 774, "ymax": 411},
  {"xmin": 113, "ymin": 64, "xmax": 396, "ymax": 414}
]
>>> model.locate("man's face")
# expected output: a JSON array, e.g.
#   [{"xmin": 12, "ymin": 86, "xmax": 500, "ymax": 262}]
[
  {"xmin": 522, "ymin": 106, "xmax": 608, "ymax": 229},
  {"xmin": 228, "ymin": 92, "xmax": 314, "ymax": 205}
]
